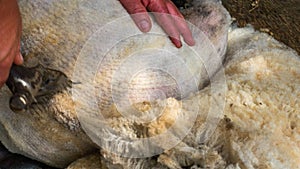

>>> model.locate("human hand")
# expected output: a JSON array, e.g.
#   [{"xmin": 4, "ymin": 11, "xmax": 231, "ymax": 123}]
[
  {"xmin": 119, "ymin": 0, "xmax": 195, "ymax": 48},
  {"xmin": 0, "ymin": 0, "xmax": 23, "ymax": 88}
]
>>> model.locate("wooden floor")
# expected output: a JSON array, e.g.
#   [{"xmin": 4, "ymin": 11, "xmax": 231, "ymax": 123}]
[
  {"xmin": 222, "ymin": 0, "xmax": 300, "ymax": 54},
  {"xmin": 173, "ymin": 0, "xmax": 300, "ymax": 54}
]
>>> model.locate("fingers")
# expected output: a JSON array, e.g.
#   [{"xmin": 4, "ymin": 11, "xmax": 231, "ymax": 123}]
[
  {"xmin": 146, "ymin": 0, "xmax": 195, "ymax": 48},
  {"xmin": 13, "ymin": 43, "xmax": 23, "ymax": 65},
  {"xmin": 119, "ymin": 0, "xmax": 195, "ymax": 48},
  {"xmin": 165, "ymin": 2, "xmax": 195, "ymax": 46},
  {"xmin": 119, "ymin": 0, "xmax": 152, "ymax": 32},
  {"xmin": 146, "ymin": 0, "xmax": 182, "ymax": 47}
]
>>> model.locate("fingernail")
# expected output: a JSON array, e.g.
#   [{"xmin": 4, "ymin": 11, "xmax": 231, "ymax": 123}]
[
  {"xmin": 138, "ymin": 20, "xmax": 150, "ymax": 32},
  {"xmin": 19, "ymin": 53, "xmax": 24, "ymax": 64},
  {"xmin": 19, "ymin": 53, "xmax": 23, "ymax": 61},
  {"xmin": 170, "ymin": 37, "xmax": 182, "ymax": 48},
  {"xmin": 189, "ymin": 38, "xmax": 196, "ymax": 46},
  {"xmin": 15, "ymin": 53, "xmax": 24, "ymax": 65}
]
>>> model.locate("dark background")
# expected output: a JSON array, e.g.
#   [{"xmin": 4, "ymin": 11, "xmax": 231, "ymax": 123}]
[{"xmin": 173, "ymin": 0, "xmax": 300, "ymax": 54}]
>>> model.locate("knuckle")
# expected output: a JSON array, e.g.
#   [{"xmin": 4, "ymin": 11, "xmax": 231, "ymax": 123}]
[
  {"xmin": 124, "ymin": 2, "xmax": 146, "ymax": 14},
  {"xmin": 0, "ymin": 79, "xmax": 5, "ymax": 86},
  {"xmin": 147, "ymin": 0, "xmax": 168, "ymax": 13},
  {"xmin": 131, "ymin": 4, "xmax": 146, "ymax": 13}
]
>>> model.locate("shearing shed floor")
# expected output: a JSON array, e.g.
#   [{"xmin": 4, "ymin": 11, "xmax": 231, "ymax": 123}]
[{"xmin": 222, "ymin": 0, "xmax": 300, "ymax": 54}]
